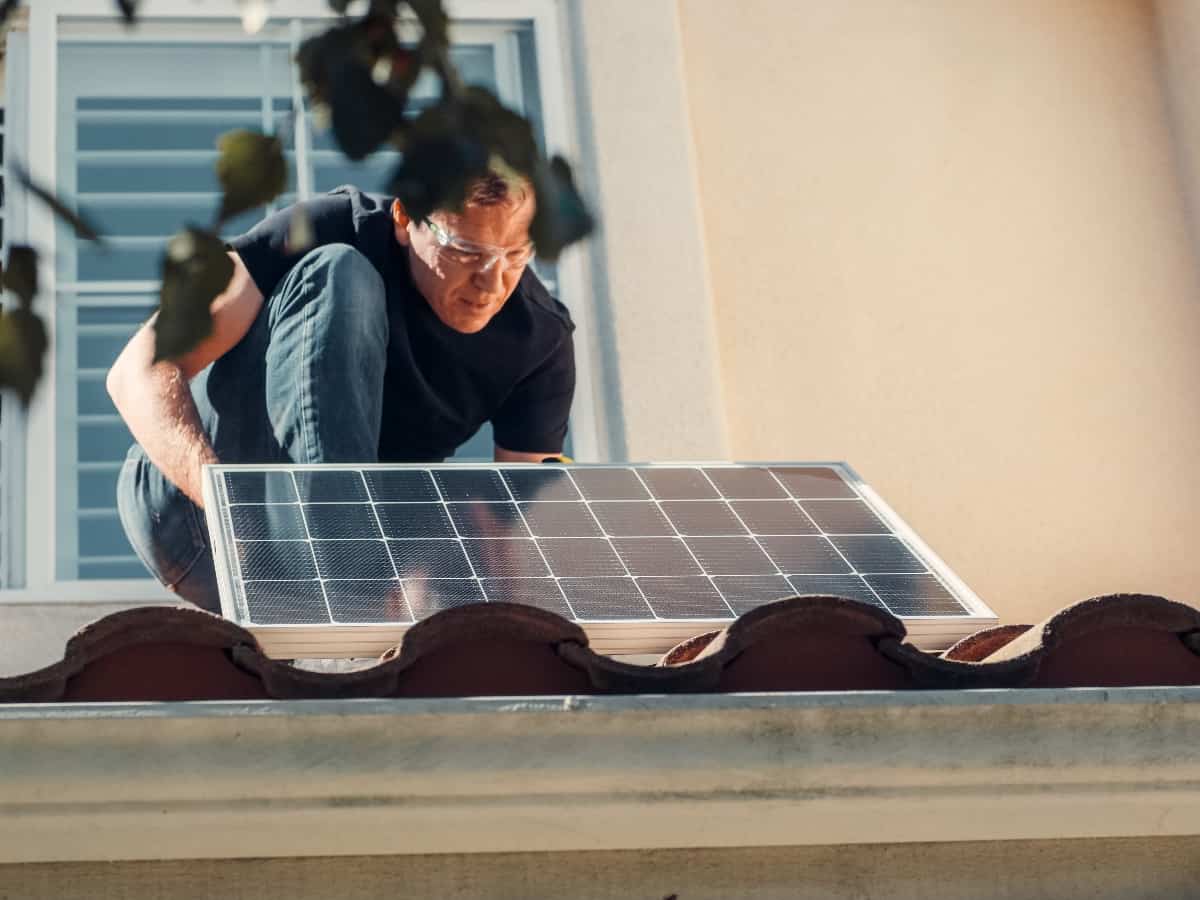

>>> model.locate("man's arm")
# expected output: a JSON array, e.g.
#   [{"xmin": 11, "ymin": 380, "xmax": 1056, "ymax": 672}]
[
  {"xmin": 491, "ymin": 329, "xmax": 576, "ymax": 465},
  {"xmin": 106, "ymin": 251, "xmax": 264, "ymax": 508}
]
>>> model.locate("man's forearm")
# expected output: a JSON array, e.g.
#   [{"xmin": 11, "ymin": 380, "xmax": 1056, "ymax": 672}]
[{"xmin": 110, "ymin": 348, "xmax": 218, "ymax": 508}]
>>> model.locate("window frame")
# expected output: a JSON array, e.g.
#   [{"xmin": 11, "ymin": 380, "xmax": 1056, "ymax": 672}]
[{"xmin": 8, "ymin": 0, "xmax": 600, "ymax": 602}]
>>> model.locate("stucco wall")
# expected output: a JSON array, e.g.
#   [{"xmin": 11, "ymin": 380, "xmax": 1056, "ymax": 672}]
[{"xmin": 676, "ymin": 0, "xmax": 1200, "ymax": 624}]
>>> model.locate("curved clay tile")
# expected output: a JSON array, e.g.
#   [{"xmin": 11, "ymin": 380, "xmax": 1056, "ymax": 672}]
[
  {"xmin": 658, "ymin": 630, "xmax": 723, "ymax": 667},
  {"xmin": 5, "ymin": 592, "xmax": 1199, "ymax": 701},
  {"xmin": 0, "ymin": 606, "xmax": 272, "ymax": 702},
  {"xmin": 978, "ymin": 593, "xmax": 1200, "ymax": 688},
  {"xmin": 941, "ymin": 624, "xmax": 1033, "ymax": 662},
  {"xmin": 383, "ymin": 602, "xmax": 594, "ymax": 697},
  {"xmin": 646, "ymin": 595, "xmax": 916, "ymax": 691}
]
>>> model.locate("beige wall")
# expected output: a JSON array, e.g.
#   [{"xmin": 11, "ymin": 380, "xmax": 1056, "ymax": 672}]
[{"xmin": 675, "ymin": 0, "xmax": 1200, "ymax": 624}]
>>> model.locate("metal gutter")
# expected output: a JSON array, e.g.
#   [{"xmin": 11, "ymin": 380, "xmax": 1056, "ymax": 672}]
[{"xmin": 2, "ymin": 688, "xmax": 1200, "ymax": 863}]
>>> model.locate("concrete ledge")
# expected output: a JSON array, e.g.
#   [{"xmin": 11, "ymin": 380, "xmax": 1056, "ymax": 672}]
[
  {"xmin": 5, "ymin": 837, "xmax": 1200, "ymax": 900},
  {"xmin": 2, "ymin": 688, "xmax": 1200, "ymax": 863}
]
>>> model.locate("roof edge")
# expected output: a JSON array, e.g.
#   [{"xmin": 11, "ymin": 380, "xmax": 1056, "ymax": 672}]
[{"xmin": 3, "ymin": 688, "xmax": 1200, "ymax": 863}]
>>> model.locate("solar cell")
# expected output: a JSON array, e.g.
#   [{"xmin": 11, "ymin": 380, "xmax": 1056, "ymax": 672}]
[
  {"xmin": 363, "ymin": 469, "xmax": 440, "ymax": 502},
  {"xmin": 482, "ymin": 577, "xmax": 573, "ymax": 617},
  {"xmin": 569, "ymin": 467, "xmax": 649, "ymax": 500},
  {"xmin": 325, "ymin": 579, "xmax": 413, "ymax": 623},
  {"xmin": 403, "ymin": 578, "xmax": 486, "ymax": 618},
  {"xmin": 560, "ymin": 577, "xmax": 651, "ymax": 619},
  {"xmin": 463, "ymin": 538, "xmax": 549, "ymax": 578},
  {"xmin": 241, "ymin": 579, "xmax": 327, "ymax": 624},
  {"xmin": 712, "ymin": 574, "xmax": 796, "ymax": 614},
  {"xmin": 639, "ymin": 467, "xmax": 719, "ymax": 500},
  {"xmin": 313, "ymin": 539, "xmax": 393, "ymax": 580},
  {"xmin": 519, "ymin": 501, "xmax": 603, "ymax": 537},
  {"xmin": 447, "ymin": 502, "xmax": 529, "ymax": 538},
  {"xmin": 589, "ymin": 501, "xmax": 673, "ymax": 537},
  {"xmin": 375, "ymin": 503, "xmax": 454, "ymax": 539},
  {"xmin": 729, "ymin": 500, "xmax": 817, "ymax": 536},
  {"xmin": 502, "ymin": 468, "xmax": 580, "ymax": 501},
  {"xmin": 294, "ymin": 470, "xmax": 368, "ymax": 503},
  {"xmin": 787, "ymin": 574, "xmax": 884, "ymax": 607},
  {"xmin": 659, "ymin": 500, "xmax": 746, "ymax": 536},
  {"xmin": 225, "ymin": 470, "xmax": 298, "ymax": 505},
  {"xmin": 303, "ymin": 503, "xmax": 382, "ymax": 540},
  {"xmin": 229, "ymin": 503, "xmax": 307, "ymax": 541},
  {"xmin": 702, "ymin": 466, "xmax": 787, "ymax": 499},
  {"xmin": 612, "ymin": 537, "xmax": 701, "ymax": 577},
  {"xmin": 800, "ymin": 500, "xmax": 888, "ymax": 535},
  {"xmin": 205, "ymin": 462, "xmax": 995, "ymax": 657},
  {"xmin": 684, "ymin": 537, "xmax": 777, "ymax": 576}
]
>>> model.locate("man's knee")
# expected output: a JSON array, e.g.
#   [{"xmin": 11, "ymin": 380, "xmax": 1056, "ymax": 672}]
[
  {"xmin": 272, "ymin": 243, "xmax": 387, "ymax": 338},
  {"xmin": 306, "ymin": 244, "xmax": 385, "ymax": 311}
]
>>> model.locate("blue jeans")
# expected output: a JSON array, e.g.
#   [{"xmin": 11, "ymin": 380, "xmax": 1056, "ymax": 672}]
[{"xmin": 117, "ymin": 244, "xmax": 389, "ymax": 612}]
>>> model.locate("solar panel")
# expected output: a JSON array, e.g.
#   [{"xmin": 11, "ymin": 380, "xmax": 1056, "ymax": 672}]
[{"xmin": 202, "ymin": 463, "xmax": 997, "ymax": 658}]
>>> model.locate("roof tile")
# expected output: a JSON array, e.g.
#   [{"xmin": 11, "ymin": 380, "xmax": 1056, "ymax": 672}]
[{"xmin": 2, "ymin": 593, "xmax": 1199, "ymax": 701}]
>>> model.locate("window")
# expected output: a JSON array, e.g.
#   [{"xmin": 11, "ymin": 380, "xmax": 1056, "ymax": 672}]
[{"xmin": 9, "ymin": 1, "xmax": 596, "ymax": 598}]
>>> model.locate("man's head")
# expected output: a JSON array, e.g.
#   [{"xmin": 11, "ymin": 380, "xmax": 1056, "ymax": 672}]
[{"xmin": 392, "ymin": 172, "xmax": 536, "ymax": 334}]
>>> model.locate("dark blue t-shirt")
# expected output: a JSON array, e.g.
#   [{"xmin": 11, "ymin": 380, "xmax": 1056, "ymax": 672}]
[{"xmin": 228, "ymin": 187, "xmax": 575, "ymax": 459}]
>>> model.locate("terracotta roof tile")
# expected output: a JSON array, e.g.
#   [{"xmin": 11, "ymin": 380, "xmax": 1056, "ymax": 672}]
[
  {"xmin": 973, "ymin": 593, "xmax": 1200, "ymax": 687},
  {"xmin": 941, "ymin": 624, "xmax": 1033, "ymax": 662},
  {"xmin": 2, "ymin": 592, "xmax": 1199, "ymax": 701}
]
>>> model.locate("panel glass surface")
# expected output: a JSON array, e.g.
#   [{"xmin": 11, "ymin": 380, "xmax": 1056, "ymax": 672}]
[{"xmin": 211, "ymin": 464, "xmax": 976, "ymax": 629}]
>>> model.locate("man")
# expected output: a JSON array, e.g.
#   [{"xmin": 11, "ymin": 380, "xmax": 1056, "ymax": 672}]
[{"xmin": 108, "ymin": 174, "xmax": 575, "ymax": 612}]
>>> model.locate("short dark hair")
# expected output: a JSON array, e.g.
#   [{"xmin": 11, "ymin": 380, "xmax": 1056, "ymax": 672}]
[{"xmin": 463, "ymin": 169, "xmax": 530, "ymax": 208}]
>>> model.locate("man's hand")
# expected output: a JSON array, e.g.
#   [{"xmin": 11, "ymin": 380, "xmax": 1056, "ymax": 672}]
[{"xmin": 494, "ymin": 445, "xmax": 568, "ymax": 464}]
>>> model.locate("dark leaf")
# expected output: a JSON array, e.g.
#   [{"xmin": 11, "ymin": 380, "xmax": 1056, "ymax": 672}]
[
  {"xmin": 2, "ymin": 246, "xmax": 38, "ymax": 309},
  {"xmin": 0, "ymin": 0, "xmax": 20, "ymax": 30},
  {"xmin": 407, "ymin": 0, "xmax": 449, "ymax": 47},
  {"xmin": 327, "ymin": 0, "xmax": 352, "ymax": 13},
  {"xmin": 13, "ymin": 162, "xmax": 104, "ymax": 244},
  {"xmin": 530, "ymin": 156, "xmax": 595, "ymax": 262},
  {"xmin": 114, "ymin": 0, "xmax": 137, "ymax": 25},
  {"xmin": 329, "ymin": 59, "xmax": 408, "ymax": 160},
  {"xmin": 0, "ymin": 308, "xmax": 48, "ymax": 407},
  {"xmin": 154, "ymin": 228, "xmax": 234, "ymax": 363},
  {"xmin": 297, "ymin": 19, "xmax": 411, "ymax": 161},
  {"xmin": 215, "ymin": 129, "xmax": 288, "ymax": 224}
]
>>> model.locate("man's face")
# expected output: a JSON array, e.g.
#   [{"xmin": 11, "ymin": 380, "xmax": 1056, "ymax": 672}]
[{"xmin": 393, "ymin": 192, "xmax": 536, "ymax": 334}]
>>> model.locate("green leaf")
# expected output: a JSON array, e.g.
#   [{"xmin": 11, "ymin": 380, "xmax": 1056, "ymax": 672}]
[
  {"xmin": 215, "ymin": 129, "xmax": 288, "ymax": 225},
  {"xmin": 530, "ymin": 156, "xmax": 595, "ymax": 262},
  {"xmin": 13, "ymin": 162, "xmax": 104, "ymax": 244},
  {"xmin": 0, "ymin": 308, "xmax": 48, "ymax": 408},
  {"xmin": 153, "ymin": 228, "xmax": 234, "ymax": 363},
  {"xmin": 2, "ymin": 246, "xmax": 39, "ymax": 310}
]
